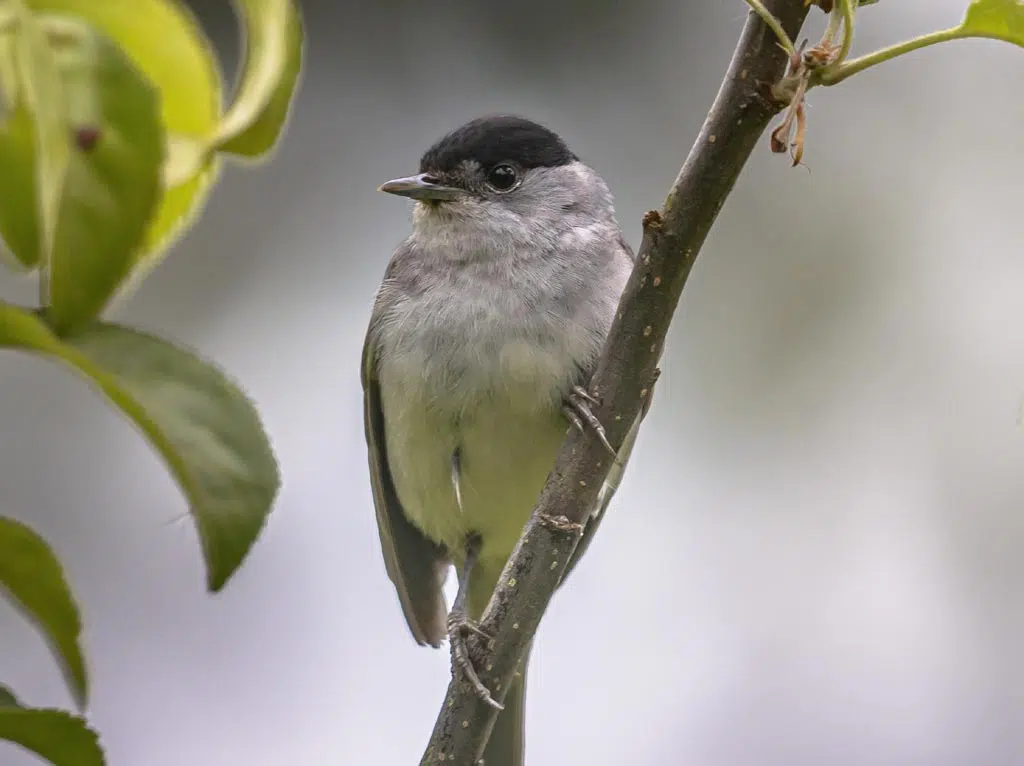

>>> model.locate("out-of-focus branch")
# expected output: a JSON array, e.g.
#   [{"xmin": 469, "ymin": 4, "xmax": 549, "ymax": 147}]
[{"xmin": 420, "ymin": 2, "xmax": 810, "ymax": 763}]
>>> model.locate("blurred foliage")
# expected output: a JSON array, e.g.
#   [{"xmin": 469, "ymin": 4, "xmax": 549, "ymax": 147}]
[
  {"xmin": 0, "ymin": 517, "xmax": 86, "ymax": 708},
  {"xmin": 0, "ymin": 695, "xmax": 104, "ymax": 766},
  {"xmin": 0, "ymin": 0, "xmax": 302, "ymax": 762}
]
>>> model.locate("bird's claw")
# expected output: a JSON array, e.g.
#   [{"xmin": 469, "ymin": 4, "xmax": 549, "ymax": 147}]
[
  {"xmin": 570, "ymin": 384, "xmax": 601, "ymax": 407},
  {"xmin": 563, "ymin": 386, "xmax": 617, "ymax": 459},
  {"xmin": 447, "ymin": 612, "xmax": 503, "ymax": 711}
]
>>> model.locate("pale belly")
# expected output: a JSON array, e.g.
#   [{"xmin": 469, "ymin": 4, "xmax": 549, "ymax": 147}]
[{"xmin": 379, "ymin": 379, "xmax": 570, "ymax": 570}]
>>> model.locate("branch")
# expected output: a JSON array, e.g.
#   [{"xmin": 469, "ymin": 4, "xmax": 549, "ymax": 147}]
[{"xmin": 420, "ymin": 2, "xmax": 810, "ymax": 762}]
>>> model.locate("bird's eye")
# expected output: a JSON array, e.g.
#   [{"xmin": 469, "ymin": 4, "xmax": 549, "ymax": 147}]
[{"xmin": 486, "ymin": 164, "xmax": 518, "ymax": 192}]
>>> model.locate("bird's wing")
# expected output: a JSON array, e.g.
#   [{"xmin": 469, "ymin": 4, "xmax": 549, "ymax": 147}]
[
  {"xmin": 362, "ymin": 311, "xmax": 451, "ymax": 648},
  {"xmin": 562, "ymin": 234, "xmax": 649, "ymax": 583}
]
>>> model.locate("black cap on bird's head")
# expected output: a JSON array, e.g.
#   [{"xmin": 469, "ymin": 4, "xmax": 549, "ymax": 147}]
[
  {"xmin": 418, "ymin": 115, "xmax": 577, "ymax": 175},
  {"xmin": 379, "ymin": 115, "xmax": 578, "ymax": 202}
]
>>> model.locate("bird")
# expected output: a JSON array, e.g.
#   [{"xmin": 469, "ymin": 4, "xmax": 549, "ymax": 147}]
[{"xmin": 362, "ymin": 114, "xmax": 640, "ymax": 765}]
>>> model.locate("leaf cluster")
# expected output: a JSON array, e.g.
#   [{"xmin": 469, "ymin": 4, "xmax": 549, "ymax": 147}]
[{"xmin": 0, "ymin": 1, "xmax": 303, "ymax": 763}]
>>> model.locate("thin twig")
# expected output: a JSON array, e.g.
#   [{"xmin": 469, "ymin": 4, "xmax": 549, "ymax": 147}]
[{"xmin": 419, "ymin": 2, "xmax": 811, "ymax": 763}]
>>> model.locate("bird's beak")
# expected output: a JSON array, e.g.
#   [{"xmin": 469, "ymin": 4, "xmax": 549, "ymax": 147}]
[{"xmin": 378, "ymin": 173, "xmax": 467, "ymax": 201}]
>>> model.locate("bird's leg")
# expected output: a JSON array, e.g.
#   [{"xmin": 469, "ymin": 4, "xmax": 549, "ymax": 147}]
[
  {"xmin": 447, "ymin": 533, "xmax": 503, "ymax": 711},
  {"xmin": 563, "ymin": 385, "xmax": 618, "ymax": 459}
]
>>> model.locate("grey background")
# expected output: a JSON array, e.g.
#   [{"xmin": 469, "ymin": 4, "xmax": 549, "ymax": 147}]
[{"xmin": 2, "ymin": 1, "xmax": 1023, "ymax": 764}]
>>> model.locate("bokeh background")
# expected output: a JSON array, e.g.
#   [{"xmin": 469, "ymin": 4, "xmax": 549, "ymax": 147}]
[{"xmin": 2, "ymin": 1, "xmax": 1023, "ymax": 764}]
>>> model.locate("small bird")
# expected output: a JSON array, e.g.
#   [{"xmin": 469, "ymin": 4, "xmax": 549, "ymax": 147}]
[{"xmin": 363, "ymin": 115, "xmax": 639, "ymax": 765}]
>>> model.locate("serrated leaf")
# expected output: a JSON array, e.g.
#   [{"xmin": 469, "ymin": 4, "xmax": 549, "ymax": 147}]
[
  {"xmin": 213, "ymin": 0, "xmax": 303, "ymax": 158},
  {"xmin": 0, "ymin": 302, "xmax": 281, "ymax": 591},
  {"xmin": 0, "ymin": 517, "xmax": 87, "ymax": 710},
  {"xmin": 0, "ymin": 707, "xmax": 104, "ymax": 766},
  {"xmin": 28, "ymin": 0, "xmax": 226, "ymax": 289},
  {"xmin": 61, "ymin": 325, "xmax": 282, "ymax": 590},
  {"xmin": 961, "ymin": 0, "xmax": 1024, "ymax": 44},
  {"xmin": 33, "ymin": 15, "xmax": 164, "ymax": 334}
]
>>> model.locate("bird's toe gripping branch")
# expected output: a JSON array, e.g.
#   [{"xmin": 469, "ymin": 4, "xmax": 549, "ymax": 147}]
[
  {"xmin": 447, "ymin": 534, "xmax": 503, "ymax": 712},
  {"xmin": 562, "ymin": 385, "xmax": 618, "ymax": 459}
]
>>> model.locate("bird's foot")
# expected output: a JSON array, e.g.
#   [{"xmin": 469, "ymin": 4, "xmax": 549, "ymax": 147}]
[
  {"xmin": 563, "ymin": 385, "xmax": 617, "ymax": 459},
  {"xmin": 447, "ymin": 610, "xmax": 503, "ymax": 710}
]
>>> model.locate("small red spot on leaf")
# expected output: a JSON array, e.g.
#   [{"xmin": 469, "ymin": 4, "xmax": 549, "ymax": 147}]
[{"xmin": 74, "ymin": 126, "xmax": 101, "ymax": 151}]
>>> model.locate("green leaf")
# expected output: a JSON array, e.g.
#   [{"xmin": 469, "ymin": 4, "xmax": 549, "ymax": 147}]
[
  {"xmin": 0, "ymin": 681, "xmax": 105, "ymax": 765},
  {"xmin": 26, "ymin": 0, "xmax": 222, "ymax": 135},
  {"xmin": 961, "ymin": 0, "xmax": 1024, "ymax": 44},
  {"xmin": 27, "ymin": 0, "xmax": 226, "ymax": 291},
  {"xmin": 0, "ymin": 21, "xmax": 18, "ymax": 104},
  {"xmin": 0, "ymin": 28, "xmax": 33, "ymax": 272},
  {"xmin": 2, "ymin": 2, "xmax": 70, "ymax": 271},
  {"xmin": 0, "ymin": 707, "xmax": 104, "ymax": 766},
  {"xmin": 0, "ymin": 104, "xmax": 43, "ymax": 270},
  {"xmin": 0, "ymin": 517, "xmax": 87, "ymax": 710},
  {"xmin": 0, "ymin": 302, "xmax": 281, "ymax": 591},
  {"xmin": 213, "ymin": 0, "xmax": 303, "ymax": 158},
  {"xmin": 0, "ymin": 686, "xmax": 20, "ymax": 708},
  {"xmin": 33, "ymin": 15, "xmax": 164, "ymax": 335},
  {"xmin": 61, "ymin": 324, "xmax": 282, "ymax": 590}
]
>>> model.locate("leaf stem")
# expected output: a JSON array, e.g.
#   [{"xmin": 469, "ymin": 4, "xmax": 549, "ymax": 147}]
[
  {"xmin": 743, "ymin": 0, "xmax": 796, "ymax": 55},
  {"xmin": 822, "ymin": 7, "xmax": 841, "ymax": 46},
  {"xmin": 836, "ymin": 0, "xmax": 855, "ymax": 61},
  {"xmin": 815, "ymin": 25, "xmax": 1016, "ymax": 86}
]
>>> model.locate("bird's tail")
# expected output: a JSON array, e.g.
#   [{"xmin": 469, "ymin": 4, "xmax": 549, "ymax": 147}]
[
  {"xmin": 469, "ymin": 569, "xmax": 530, "ymax": 765},
  {"xmin": 480, "ymin": 648, "xmax": 528, "ymax": 766}
]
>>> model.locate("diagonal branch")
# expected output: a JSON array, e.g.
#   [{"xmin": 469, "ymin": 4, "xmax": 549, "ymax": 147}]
[{"xmin": 420, "ymin": 2, "xmax": 810, "ymax": 763}]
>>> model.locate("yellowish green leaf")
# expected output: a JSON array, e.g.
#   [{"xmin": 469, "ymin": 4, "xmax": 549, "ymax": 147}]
[
  {"xmin": 961, "ymin": 0, "xmax": 1024, "ymax": 44},
  {"xmin": 5, "ymin": 2, "xmax": 69, "ymax": 271},
  {"xmin": 0, "ymin": 20, "xmax": 18, "ymax": 106},
  {"xmin": 0, "ymin": 104, "xmax": 42, "ymax": 270},
  {"xmin": 214, "ymin": 0, "xmax": 303, "ymax": 158},
  {"xmin": 28, "ymin": 0, "xmax": 225, "ymax": 285},
  {"xmin": 26, "ymin": 0, "xmax": 221, "ymax": 134},
  {"xmin": 35, "ymin": 15, "xmax": 164, "ymax": 334}
]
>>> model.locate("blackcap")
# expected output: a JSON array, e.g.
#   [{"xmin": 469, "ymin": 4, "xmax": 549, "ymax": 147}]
[{"xmin": 363, "ymin": 115, "xmax": 638, "ymax": 765}]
